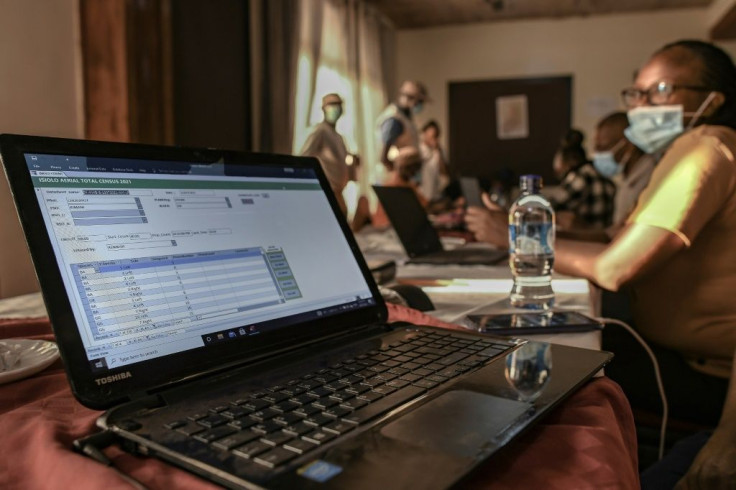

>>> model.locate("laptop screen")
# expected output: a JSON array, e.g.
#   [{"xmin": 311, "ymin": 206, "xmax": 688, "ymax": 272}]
[{"xmin": 23, "ymin": 153, "xmax": 375, "ymax": 374}]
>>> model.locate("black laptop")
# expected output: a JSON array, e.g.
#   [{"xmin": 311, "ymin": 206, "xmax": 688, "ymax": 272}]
[
  {"xmin": 0, "ymin": 134, "xmax": 611, "ymax": 489},
  {"xmin": 373, "ymin": 185, "xmax": 507, "ymax": 266}
]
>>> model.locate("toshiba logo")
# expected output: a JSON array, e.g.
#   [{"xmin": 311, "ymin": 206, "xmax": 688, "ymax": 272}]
[{"xmin": 94, "ymin": 372, "xmax": 133, "ymax": 385}]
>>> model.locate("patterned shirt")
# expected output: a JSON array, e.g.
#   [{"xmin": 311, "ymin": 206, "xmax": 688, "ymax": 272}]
[{"xmin": 551, "ymin": 162, "xmax": 616, "ymax": 228}]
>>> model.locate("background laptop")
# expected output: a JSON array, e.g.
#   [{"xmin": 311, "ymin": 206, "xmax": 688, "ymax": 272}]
[
  {"xmin": 1, "ymin": 134, "xmax": 610, "ymax": 489},
  {"xmin": 372, "ymin": 185, "xmax": 507, "ymax": 266}
]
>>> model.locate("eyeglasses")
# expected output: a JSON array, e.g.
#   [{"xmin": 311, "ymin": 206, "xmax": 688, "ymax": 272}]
[{"xmin": 620, "ymin": 81, "xmax": 711, "ymax": 108}]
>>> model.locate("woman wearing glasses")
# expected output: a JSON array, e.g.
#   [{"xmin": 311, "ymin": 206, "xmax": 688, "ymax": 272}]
[
  {"xmin": 565, "ymin": 40, "xmax": 736, "ymax": 490},
  {"xmin": 467, "ymin": 40, "xmax": 736, "ymax": 488}
]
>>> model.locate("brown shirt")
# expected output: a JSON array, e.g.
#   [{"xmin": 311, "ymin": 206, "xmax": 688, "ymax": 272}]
[
  {"xmin": 300, "ymin": 121, "xmax": 349, "ymax": 193},
  {"xmin": 628, "ymin": 125, "xmax": 736, "ymax": 378},
  {"xmin": 612, "ymin": 153, "xmax": 656, "ymax": 225}
]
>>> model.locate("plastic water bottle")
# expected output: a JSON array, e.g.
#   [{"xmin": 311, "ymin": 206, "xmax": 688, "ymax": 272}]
[{"xmin": 508, "ymin": 175, "xmax": 555, "ymax": 309}]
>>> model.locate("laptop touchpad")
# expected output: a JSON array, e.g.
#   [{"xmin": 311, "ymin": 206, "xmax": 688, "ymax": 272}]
[{"xmin": 380, "ymin": 390, "xmax": 530, "ymax": 458}]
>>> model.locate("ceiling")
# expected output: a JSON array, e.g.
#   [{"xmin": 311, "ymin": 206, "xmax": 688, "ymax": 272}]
[{"xmin": 365, "ymin": 0, "xmax": 714, "ymax": 29}]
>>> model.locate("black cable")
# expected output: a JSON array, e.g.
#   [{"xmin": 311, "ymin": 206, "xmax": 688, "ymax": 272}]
[{"xmin": 73, "ymin": 431, "xmax": 150, "ymax": 490}]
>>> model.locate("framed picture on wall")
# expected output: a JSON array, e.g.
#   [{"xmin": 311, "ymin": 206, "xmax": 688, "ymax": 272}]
[
  {"xmin": 495, "ymin": 95, "xmax": 529, "ymax": 140},
  {"xmin": 449, "ymin": 76, "xmax": 572, "ymax": 186}
]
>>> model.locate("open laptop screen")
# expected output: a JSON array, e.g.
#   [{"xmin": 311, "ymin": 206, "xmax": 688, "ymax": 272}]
[{"xmin": 23, "ymin": 153, "xmax": 375, "ymax": 374}]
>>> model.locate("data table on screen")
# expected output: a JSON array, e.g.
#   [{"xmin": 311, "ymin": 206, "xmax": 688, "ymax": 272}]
[{"xmin": 71, "ymin": 247, "xmax": 302, "ymax": 342}]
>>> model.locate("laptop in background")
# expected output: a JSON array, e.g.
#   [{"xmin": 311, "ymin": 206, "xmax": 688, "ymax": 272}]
[
  {"xmin": 459, "ymin": 176, "xmax": 483, "ymax": 208},
  {"xmin": 0, "ymin": 134, "xmax": 610, "ymax": 489},
  {"xmin": 372, "ymin": 185, "xmax": 507, "ymax": 266}
]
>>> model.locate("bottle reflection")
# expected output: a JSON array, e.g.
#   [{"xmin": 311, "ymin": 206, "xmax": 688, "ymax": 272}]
[{"xmin": 505, "ymin": 342, "xmax": 552, "ymax": 402}]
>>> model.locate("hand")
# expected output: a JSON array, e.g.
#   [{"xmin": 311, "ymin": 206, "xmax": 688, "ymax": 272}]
[
  {"xmin": 481, "ymin": 192, "xmax": 506, "ymax": 213},
  {"xmin": 675, "ymin": 428, "xmax": 736, "ymax": 490},
  {"xmin": 464, "ymin": 193, "xmax": 508, "ymax": 249},
  {"xmin": 556, "ymin": 210, "xmax": 577, "ymax": 230}
]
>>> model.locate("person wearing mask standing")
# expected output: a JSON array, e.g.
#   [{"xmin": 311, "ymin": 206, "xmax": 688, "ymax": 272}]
[
  {"xmin": 300, "ymin": 93, "xmax": 352, "ymax": 215},
  {"xmin": 418, "ymin": 120, "xmax": 450, "ymax": 203},
  {"xmin": 376, "ymin": 80, "xmax": 429, "ymax": 176}
]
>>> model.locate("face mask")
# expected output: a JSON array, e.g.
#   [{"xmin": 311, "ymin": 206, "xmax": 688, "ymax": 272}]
[
  {"xmin": 592, "ymin": 152, "xmax": 621, "ymax": 178},
  {"xmin": 324, "ymin": 105, "xmax": 343, "ymax": 124},
  {"xmin": 624, "ymin": 91, "xmax": 717, "ymax": 154},
  {"xmin": 592, "ymin": 138, "xmax": 627, "ymax": 178},
  {"xmin": 412, "ymin": 102, "xmax": 424, "ymax": 115}
]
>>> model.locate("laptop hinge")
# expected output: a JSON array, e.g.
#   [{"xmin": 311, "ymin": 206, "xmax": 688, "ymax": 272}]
[
  {"xmin": 127, "ymin": 392, "xmax": 167, "ymax": 410},
  {"xmin": 152, "ymin": 322, "xmax": 389, "ymax": 402}
]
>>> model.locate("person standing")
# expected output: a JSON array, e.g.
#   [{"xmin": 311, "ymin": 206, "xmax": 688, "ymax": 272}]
[
  {"xmin": 418, "ymin": 120, "xmax": 450, "ymax": 203},
  {"xmin": 376, "ymin": 80, "xmax": 429, "ymax": 175},
  {"xmin": 300, "ymin": 93, "xmax": 351, "ymax": 215}
]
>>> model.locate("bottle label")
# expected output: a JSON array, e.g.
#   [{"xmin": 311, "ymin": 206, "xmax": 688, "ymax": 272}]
[{"xmin": 509, "ymin": 223, "xmax": 554, "ymax": 255}]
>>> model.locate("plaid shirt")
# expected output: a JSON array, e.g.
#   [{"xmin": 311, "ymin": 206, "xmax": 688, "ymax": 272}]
[{"xmin": 551, "ymin": 162, "xmax": 616, "ymax": 228}]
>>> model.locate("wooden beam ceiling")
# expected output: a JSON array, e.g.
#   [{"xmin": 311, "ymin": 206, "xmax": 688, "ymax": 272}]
[{"xmin": 365, "ymin": 0, "xmax": 713, "ymax": 29}]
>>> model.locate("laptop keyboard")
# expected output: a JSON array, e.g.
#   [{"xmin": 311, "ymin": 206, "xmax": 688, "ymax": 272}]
[{"xmin": 163, "ymin": 330, "xmax": 511, "ymax": 470}]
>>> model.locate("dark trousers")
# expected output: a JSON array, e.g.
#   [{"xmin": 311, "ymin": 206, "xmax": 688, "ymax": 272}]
[
  {"xmin": 601, "ymin": 290, "xmax": 729, "ymax": 427},
  {"xmin": 640, "ymin": 431, "xmax": 712, "ymax": 490}
]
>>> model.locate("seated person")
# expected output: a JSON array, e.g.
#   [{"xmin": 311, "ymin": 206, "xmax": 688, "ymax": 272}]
[
  {"xmin": 551, "ymin": 129, "xmax": 616, "ymax": 229},
  {"xmin": 466, "ymin": 39, "xmax": 736, "ymax": 488},
  {"xmin": 558, "ymin": 112, "xmax": 658, "ymax": 242},
  {"xmin": 593, "ymin": 112, "xmax": 657, "ymax": 227},
  {"xmin": 371, "ymin": 146, "xmax": 425, "ymax": 229}
]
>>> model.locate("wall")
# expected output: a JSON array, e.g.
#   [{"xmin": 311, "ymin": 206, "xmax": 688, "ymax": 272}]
[
  {"xmin": 706, "ymin": 0, "xmax": 736, "ymax": 28},
  {"xmin": 0, "ymin": 0, "xmax": 83, "ymax": 138},
  {"xmin": 0, "ymin": 0, "xmax": 82, "ymax": 298},
  {"xmin": 396, "ymin": 8, "xmax": 736, "ymax": 154}
]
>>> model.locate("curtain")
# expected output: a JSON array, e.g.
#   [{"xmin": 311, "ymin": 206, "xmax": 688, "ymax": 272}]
[
  {"xmin": 291, "ymin": 0, "xmax": 396, "ymax": 212},
  {"xmin": 251, "ymin": 0, "xmax": 300, "ymax": 154}
]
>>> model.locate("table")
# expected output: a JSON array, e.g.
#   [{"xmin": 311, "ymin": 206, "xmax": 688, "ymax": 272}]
[
  {"xmin": 359, "ymin": 228, "xmax": 602, "ymax": 350},
  {"xmin": 0, "ymin": 293, "xmax": 639, "ymax": 489}
]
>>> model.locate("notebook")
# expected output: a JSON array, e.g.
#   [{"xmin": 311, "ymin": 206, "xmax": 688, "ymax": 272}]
[
  {"xmin": 0, "ymin": 134, "xmax": 611, "ymax": 489},
  {"xmin": 372, "ymin": 185, "xmax": 508, "ymax": 266}
]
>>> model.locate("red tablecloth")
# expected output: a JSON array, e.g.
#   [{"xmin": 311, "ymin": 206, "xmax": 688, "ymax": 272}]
[{"xmin": 0, "ymin": 306, "xmax": 639, "ymax": 489}]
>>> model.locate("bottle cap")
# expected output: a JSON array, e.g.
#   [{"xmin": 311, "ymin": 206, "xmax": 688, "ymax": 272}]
[{"xmin": 520, "ymin": 175, "xmax": 543, "ymax": 193}]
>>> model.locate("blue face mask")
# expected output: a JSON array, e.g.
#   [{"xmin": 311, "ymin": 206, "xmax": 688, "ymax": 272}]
[
  {"xmin": 624, "ymin": 91, "xmax": 717, "ymax": 154},
  {"xmin": 592, "ymin": 138, "xmax": 627, "ymax": 178},
  {"xmin": 592, "ymin": 151, "xmax": 621, "ymax": 178},
  {"xmin": 624, "ymin": 105, "xmax": 683, "ymax": 154}
]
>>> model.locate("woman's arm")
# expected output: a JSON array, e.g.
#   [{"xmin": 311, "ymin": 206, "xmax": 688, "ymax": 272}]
[
  {"xmin": 555, "ymin": 222, "xmax": 686, "ymax": 291},
  {"xmin": 464, "ymin": 197, "xmax": 688, "ymax": 292}
]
